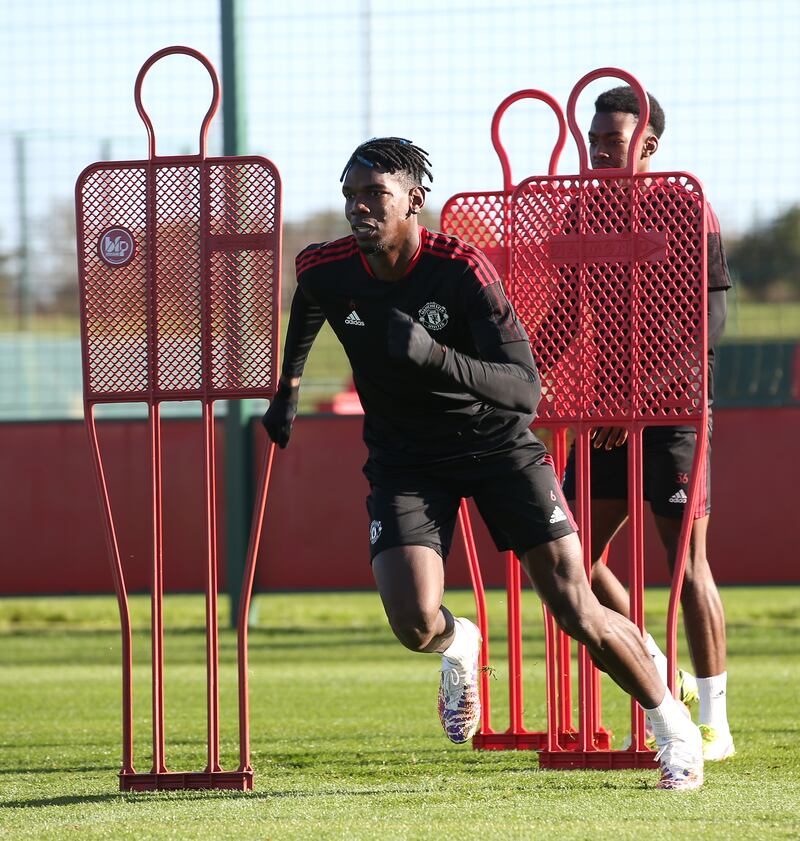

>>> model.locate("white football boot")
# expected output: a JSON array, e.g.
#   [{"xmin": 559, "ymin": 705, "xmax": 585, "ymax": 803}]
[{"xmin": 438, "ymin": 618, "xmax": 482, "ymax": 744}]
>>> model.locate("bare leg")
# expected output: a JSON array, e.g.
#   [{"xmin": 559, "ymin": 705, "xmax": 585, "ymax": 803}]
[
  {"xmin": 653, "ymin": 514, "xmax": 726, "ymax": 678},
  {"xmin": 567, "ymin": 497, "xmax": 630, "ymax": 616},
  {"xmin": 520, "ymin": 533, "xmax": 663, "ymax": 708},
  {"xmin": 372, "ymin": 545, "xmax": 455, "ymax": 653}
]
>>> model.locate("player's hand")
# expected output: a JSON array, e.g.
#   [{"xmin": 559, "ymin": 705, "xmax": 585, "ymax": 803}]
[
  {"xmin": 386, "ymin": 308, "xmax": 444, "ymax": 368},
  {"xmin": 261, "ymin": 381, "xmax": 299, "ymax": 448},
  {"xmin": 591, "ymin": 426, "xmax": 628, "ymax": 450}
]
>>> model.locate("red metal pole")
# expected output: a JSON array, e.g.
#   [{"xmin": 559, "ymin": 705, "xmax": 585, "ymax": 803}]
[
  {"xmin": 666, "ymin": 423, "xmax": 708, "ymax": 696},
  {"xmin": 458, "ymin": 499, "xmax": 493, "ymax": 734},
  {"xmin": 575, "ymin": 425, "xmax": 594, "ymax": 753},
  {"xmin": 628, "ymin": 425, "xmax": 648, "ymax": 748},
  {"xmin": 86, "ymin": 407, "xmax": 136, "ymax": 777},
  {"xmin": 506, "ymin": 551, "xmax": 524, "ymax": 733},
  {"xmin": 149, "ymin": 402, "xmax": 167, "ymax": 774},
  {"xmin": 237, "ymin": 440, "xmax": 276, "ymax": 773},
  {"xmin": 542, "ymin": 606, "xmax": 560, "ymax": 751},
  {"xmin": 551, "ymin": 426, "xmax": 573, "ymax": 740},
  {"xmin": 203, "ymin": 399, "xmax": 221, "ymax": 772},
  {"xmin": 557, "ymin": 627, "xmax": 573, "ymax": 738}
]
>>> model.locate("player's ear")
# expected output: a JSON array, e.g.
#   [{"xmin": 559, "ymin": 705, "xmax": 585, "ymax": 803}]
[
  {"xmin": 641, "ymin": 133, "xmax": 659, "ymax": 159},
  {"xmin": 408, "ymin": 185, "xmax": 426, "ymax": 215}
]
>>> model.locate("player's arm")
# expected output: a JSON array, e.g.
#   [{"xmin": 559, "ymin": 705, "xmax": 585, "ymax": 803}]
[
  {"xmin": 387, "ymin": 263, "xmax": 543, "ymax": 415},
  {"xmin": 706, "ymin": 208, "xmax": 731, "ymax": 347},
  {"xmin": 708, "ymin": 287, "xmax": 727, "ymax": 346},
  {"xmin": 439, "ymin": 338, "xmax": 541, "ymax": 413},
  {"xmin": 387, "ymin": 308, "xmax": 540, "ymax": 413},
  {"xmin": 261, "ymin": 285, "xmax": 326, "ymax": 448},
  {"xmin": 706, "ymin": 204, "xmax": 731, "ymax": 347}
]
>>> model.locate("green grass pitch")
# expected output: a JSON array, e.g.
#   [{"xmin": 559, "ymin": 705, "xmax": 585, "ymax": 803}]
[{"xmin": 1, "ymin": 587, "xmax": 798, "ymax": 840}]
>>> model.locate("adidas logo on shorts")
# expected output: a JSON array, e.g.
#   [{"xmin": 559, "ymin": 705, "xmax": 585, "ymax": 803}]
[
  {"xmin": 549, "ymin": 505, "xmax": 567, "ymax": 524},
  {"xmin": 345, "ymin": 310, "xmax": 365, "ymax": 326},
  {"xmin": 669, "ymin": 489, "xmax": 688, "ymax": 504}
]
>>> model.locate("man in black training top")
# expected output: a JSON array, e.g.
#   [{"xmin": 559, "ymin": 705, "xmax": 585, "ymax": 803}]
[
  {"xmin": 263, "ymin": 136, "xmax": 704, "ymax": 789},
  {"xmin": 561, "ymin": 87, "xmax": 734, "ymax": 761}
]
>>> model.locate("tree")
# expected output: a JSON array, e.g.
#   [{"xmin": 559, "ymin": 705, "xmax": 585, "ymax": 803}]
[
  {"xmin": 726, "ymin": 204, "xmax": 800, "ymax": 301},
  {"xmin": 43, "ymin": 201, "xmax": 79, "ymax": 317},
  {"xmin": 0, "ymin": 235, "xmax": 14, "ymax": 320}
]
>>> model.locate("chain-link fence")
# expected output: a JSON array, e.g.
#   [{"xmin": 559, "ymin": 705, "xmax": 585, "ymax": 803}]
[{"xmin": 3, "ymin": 0, "xmax": 799, "ymax": 419}]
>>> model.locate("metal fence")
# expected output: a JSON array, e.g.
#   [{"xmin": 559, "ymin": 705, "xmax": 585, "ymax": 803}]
[{"xmin": 3, "ymin": 0, "xmax": 799, "ymax": 419}]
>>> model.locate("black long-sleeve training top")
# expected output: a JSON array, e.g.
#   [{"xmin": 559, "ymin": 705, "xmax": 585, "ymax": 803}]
[{"xmin": 281, "ymin": 228, "xmax": 541, "ymax": 465}]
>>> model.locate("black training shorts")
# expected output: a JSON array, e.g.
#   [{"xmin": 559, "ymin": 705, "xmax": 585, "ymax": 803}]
[
  {"xmin": 364, "ymin": 431, "xmax": 577, "ymax": 562},
  {"xmin": 562, "ymin": 424, "xmax": 711, "ymax": 520}
]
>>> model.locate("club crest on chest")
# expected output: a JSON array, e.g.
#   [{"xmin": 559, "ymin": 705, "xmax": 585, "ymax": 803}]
[{"xmin": 418, "ymin": 301, "xmax": 449, "ymax": 331}]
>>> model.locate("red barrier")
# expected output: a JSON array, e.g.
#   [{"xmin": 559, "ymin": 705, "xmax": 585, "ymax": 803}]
[
  {"xmin": 74, "ymin": 44, "xmax": 282, "ymax": 792},
  {"xmin": 1, "ymin": 407, "xmax": 797, "ymax": 594}
]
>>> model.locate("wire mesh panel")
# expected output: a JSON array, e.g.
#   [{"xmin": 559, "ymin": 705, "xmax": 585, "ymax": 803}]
[
  {"xmin": 510, "ymin": 173, "xmax": 705, "ymax": 424},
  {"xmin": 75, "ymin": 46, "xmax": 282, "ymax": 793},
  {"xmin": 503, "ymin": 67, "xmax": 709, "ymax": 769},
  {"xmin": 77, "ymin": 156, "xmax": 280, "ymax": 403},
  {"xmin": 445, "ymin": 69, "xmax": 709, "ymax": 769},
  {"xmin": 441, "ymin": 192, "xmax": 508, "ymax": 276},
  {"xmin": 441, "ymin": 89, "xmax": 567, "ymax": 279}
]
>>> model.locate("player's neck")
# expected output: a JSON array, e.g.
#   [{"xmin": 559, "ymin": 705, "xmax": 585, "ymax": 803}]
[{"xmin": 366, "ymin": 226, "xmax": 421, "ymax": 282}]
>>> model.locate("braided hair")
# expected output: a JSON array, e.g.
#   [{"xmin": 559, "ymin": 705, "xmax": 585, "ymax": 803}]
[
  {"xmin": 595, "ymin": 86, "xmax": 665, "ymax": 138},
  {"xmin": 340, "ymin": 137, "xmax": 433, "ymax": 191}
]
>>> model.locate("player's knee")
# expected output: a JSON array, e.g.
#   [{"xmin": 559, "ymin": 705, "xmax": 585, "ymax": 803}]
[
  {"xmin": 386, "ymin": 606, "xmax": 440, "ymax": 652},
  {"xmin": 682, "ymin": 556, "xmax": 719, "ymax": 602},
  {"xmin": 549, "ymin": 603, "xmax": 601, "ymax": 649},
  {"xmin": 671, "ymin": 544, "xmax": 711, "ymax": 587}
]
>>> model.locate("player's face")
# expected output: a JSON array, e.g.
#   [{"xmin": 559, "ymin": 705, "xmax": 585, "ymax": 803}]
[
  {"xmin": 588, "ymin": 111, "xmax": 656, "ymax": 173},
  {"xmin": 342, "ymin": 164, "xmax": 422, "ymax": 255}
]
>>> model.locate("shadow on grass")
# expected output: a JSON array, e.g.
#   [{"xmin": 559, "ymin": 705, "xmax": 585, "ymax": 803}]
[
  {"xmin": 1, "ymin": 793, "xmax": 125, "ymax": 808},
  {"xmin": 0, "ymin": 765, "xmax": 119, "ymax": 776},
  {"xmin": 2, "ymin": 625, "xmax": 392, "ymax": 639},
  {"xmin": 1, "ymin": 742, "xmax": 661, "ymax": 810},
  {"xmin": 1, "ymin": 785, "xmax": 424, "ymax": 809}
]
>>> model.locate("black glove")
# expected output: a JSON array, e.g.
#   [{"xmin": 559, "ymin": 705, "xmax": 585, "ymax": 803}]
[
  {"xmin": 261, "ymin": 381, "xmax": 299, "ymax": 448},
  {"xmin": 386, "ymin": 308, "xmax": 445, "ymax": 368}
]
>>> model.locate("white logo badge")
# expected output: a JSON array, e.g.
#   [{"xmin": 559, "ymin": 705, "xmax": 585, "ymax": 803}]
[
  {"xmin": 369, "ymin": 520, "xmax": 382, "ymax": 545},
  {"xmin": 345, "ymin": 310, "xmax": 365, "ymax": 326},
  {"xmin": 98, "ymin": 227, "xmax": 136, "ymax": 267},
  {"xmin": 669, "ymin": 490, "xmax": 688, "ymax": 504},
  {"xmin": 418, "ymin": 301, "xmax": 449, "ymax": 331},
  {"xmin": 549, "ymin": 506, "xmax": 567, "ymax": 524}
]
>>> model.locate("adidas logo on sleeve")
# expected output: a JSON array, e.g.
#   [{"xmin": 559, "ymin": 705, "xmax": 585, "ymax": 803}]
[
  {"xmin": 549, "ymin": 506, "xmax": 568, "ymax": 524},
  {"xmin": 669, "ymin": 489, "xmax": 688, "ymax": 504}
]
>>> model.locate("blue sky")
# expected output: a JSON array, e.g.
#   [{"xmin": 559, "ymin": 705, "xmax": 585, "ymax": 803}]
[{"xmin": 3, "ymin": 0, "xmax": 800, "ymax": 248}]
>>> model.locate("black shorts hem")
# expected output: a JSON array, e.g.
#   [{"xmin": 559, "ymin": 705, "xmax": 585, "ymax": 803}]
[
  {"xmin": 369, "ymin": 540, "xmax": 446, "ymax": 563},
  {"xmin": 508, "ymin": 523, "xmax": 577, "ymax": 559},
  {"xmin": 650, "ymin": 503, "xmax": 712, "ymax": 520}
]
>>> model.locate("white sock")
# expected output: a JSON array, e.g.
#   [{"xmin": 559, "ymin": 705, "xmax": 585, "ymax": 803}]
[
  {"xmin": 697, "ymin": 672, "xmax": 729, "ymax": 731},
  {"xmin": 645, "ymin": 633, "xmax": 669, "ymax": 688},
  {"xmin": 441, "ymin": 617, "xmax": 472, "ymax": 666},
  {"xmin": 644, "ymin": 688, "xmax": 691, "ymax": 745}
]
